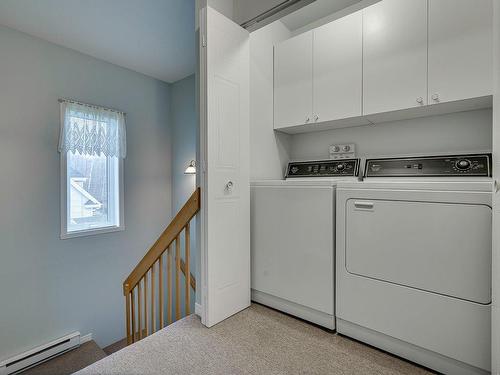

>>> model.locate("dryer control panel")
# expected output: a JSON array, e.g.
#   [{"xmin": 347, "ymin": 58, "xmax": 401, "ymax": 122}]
[
  {"xmin": 365, "ymin": 154, "xmax": 491, "ymax": 177},
  {"xmin": 286, "ymin": 159, "xmax": 359, "ymax": 178}
]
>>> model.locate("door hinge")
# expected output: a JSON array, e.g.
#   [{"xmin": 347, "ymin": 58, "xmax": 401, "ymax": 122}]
[{"xmin": 202, "ymin": 34, "xmax": 207, "ymax": 47}]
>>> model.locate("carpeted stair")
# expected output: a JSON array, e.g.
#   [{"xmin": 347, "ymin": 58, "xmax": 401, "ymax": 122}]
[{"xmin": 20, "ymin": 341, "xmax": 107, "ymax": 375}]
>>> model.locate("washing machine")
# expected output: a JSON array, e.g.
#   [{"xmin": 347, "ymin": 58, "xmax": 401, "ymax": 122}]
[
  {"xmin": 251, "ymin": 159, "xmax": 360, "ymax": 329},
  {"xmin": 336, "ymin": 154, "xmax": 492, "ymax": 374}
]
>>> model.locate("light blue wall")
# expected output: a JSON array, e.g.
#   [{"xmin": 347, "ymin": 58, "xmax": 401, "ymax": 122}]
[
  {"xmin": 170, "ymin": 75, "xmax": 197, "ymax": 314},
  {"xmin": 171, "ymin": 75, "xmax": 197, "ymax": 214},
  {"xmin": 0, "ymin": 25, "xmax": 173, "ymax": 360}
]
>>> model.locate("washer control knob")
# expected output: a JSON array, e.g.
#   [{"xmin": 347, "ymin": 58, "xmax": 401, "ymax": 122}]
[
  {"xmin": 455, "ymin": 159, "xmax": 471, "ymax": 170},
  {"xmin": 332, "ymin": 146, "xmax": 340, "ymax": 152},
  {"xmin": 343, "ymin": 145, "xmax": 351, "ymax": 152}
]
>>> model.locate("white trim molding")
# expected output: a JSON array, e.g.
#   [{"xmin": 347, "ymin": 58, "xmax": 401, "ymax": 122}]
[{"xmin": 195, "ymin": 303, "xmax": 203, "ymax": 317}]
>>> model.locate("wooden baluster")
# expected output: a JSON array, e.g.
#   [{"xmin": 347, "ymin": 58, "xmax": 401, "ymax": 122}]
[
  {"xmin": 151, "ymin": 261, "xmax": 156, "ymax": 333},
  {"xmin": 122, "ymin": 188, "xmax": 200, "ymax": 339},
  {"xmin": 131, "ymin": 289, "xmax": 136, "ymax": 343},
  {"xmin": 167, "ymin": 246, "xmax": 172, "ymax": 325},
  {"xmin": 159, "ymin": 255, "xmax": 164, "ymax": 329},
  {"xmin": 138, "ymin": 279, "xmax": 143, "ymax": 340},
  {"xmin": 175, "ymin": 235, "xmax": 181, "ymax": 321},
  {"xmin": 185, "ymin": 223, "xmax": 191, "ymax": 315},
  {"xmin": 126, "ymin": 292, "xmax": 131, "ymax": 345},
  {"xmin": 144, "ymin": 272, "xmax": 149, "ymax": 337}
]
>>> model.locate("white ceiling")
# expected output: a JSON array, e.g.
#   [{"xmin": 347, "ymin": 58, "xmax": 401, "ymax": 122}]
[{"xmin": 0, "ymin": 0, "xmax": 195, "ymax": 83}]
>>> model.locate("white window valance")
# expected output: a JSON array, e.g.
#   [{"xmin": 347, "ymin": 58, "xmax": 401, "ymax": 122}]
[{"xmin": 58, "ymin": 101, "xmax": 127, "ymax": 158}]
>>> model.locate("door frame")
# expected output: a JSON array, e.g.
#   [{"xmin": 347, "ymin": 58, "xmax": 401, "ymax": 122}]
[
  {"xmin": 492, "ymin": 0, "xmax": 500, "ymax": 372},
  {"xmin": 198, "ymin": 5, "xmax": 208, "ymax": 325}
]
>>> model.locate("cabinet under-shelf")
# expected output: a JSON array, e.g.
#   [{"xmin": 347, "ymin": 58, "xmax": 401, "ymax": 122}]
[{"xmin": 274, "ymin": 95, "xmax": 492, "ymax": 135}]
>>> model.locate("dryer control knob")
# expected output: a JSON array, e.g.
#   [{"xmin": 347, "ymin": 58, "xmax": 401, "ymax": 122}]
[
  {"xmin": 336, "ymin": 163, "xmax": 346, "ymax": 171},
  {"xmin": 455, "ymin": 159, "xmax": 471, "ymax": 170}
]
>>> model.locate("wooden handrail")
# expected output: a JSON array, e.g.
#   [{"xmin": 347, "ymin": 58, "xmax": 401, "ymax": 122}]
[
  {"xmin": 123, "ymin": 188, "xmax": 200, "ymax": 295},
  {"xmin": 123, "ymin": 188, "xmax": 200, "ymax": 345}
]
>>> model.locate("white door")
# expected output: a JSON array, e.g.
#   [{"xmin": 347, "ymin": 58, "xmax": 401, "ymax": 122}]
[
  {"xmin": 362, "ymin": 0, "xmax": 427, "ymax": 115},
  {"xmin": 428, "ymin": 0, "xmax": 493, "ymax": 105},
  {"xmin": 313, "ymin": 11, "xmax": 362, "ymax": 122},
  {"xmin": 199, "ymin": 6, "xmax": 250, "ymax": 327},
  {"xmin": 492, "ymin": 1, "xmax": 500, "ymax": 372},
  {"xmin": 274, "ymin": 31, "xmax": 313, "ymax": 129}
]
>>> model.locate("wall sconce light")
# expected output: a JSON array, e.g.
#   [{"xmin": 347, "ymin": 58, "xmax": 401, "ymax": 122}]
[{"xmin": 184, "ymin": 160, "xmax": 196, "ymax": 174}]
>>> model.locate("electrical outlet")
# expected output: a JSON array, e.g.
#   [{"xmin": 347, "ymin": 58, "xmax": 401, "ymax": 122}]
[{"xmin": 329, "ymin": 143, "xmax": 355, "ymax": 160}]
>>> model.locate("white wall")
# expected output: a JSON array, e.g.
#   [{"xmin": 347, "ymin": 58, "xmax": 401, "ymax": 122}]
[
  {"xmin": 288, "ymin": 0, "xmax": 380, "ymax": 35},
  {"xmin": 250, "ymin": 21, "xmax": 293, "ymax": 180},
  {"xmin": 234, "ymin": 0, "xmax": 292, "ymax": 24},
  {"xmin": 290, "ymin": 109, "xmax": 492, "ymax": 161},
  {"xmin": 0, "ymin": 25, "xmax": 172, "ymax": 361},
  {"xmin": 196, "ymin": 0, "xmax": 234, "ymax": 28},
  {"xmin": 196, "ymin": 0, "xmax": 316, "ymax": 30}
]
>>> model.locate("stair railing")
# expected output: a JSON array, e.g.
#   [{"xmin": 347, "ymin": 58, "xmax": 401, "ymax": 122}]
[{"xmin": 123, "ymin": 188, "xmax": 200, "ymax": 345}]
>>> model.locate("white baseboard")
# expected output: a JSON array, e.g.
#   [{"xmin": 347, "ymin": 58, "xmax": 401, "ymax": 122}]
[
  {"xmin": 195, "ymin": 303, "xmax": 202, "ymax": 317},
  {"xmin": 80, "ymin": 333, "xmax": 92, "ymax": 344}
]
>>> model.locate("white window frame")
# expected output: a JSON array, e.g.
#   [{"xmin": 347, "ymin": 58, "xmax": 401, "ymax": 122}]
[{"xmin": 60, "ymin": 152, "xmax": 125, "ymax": 239}]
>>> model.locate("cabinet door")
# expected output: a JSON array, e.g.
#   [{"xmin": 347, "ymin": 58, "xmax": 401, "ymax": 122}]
[
  {"xmin": 313, "ymin": 11, "xmax": 362, "ymax": 122},
  {"xmin": 363, "ymin": 0, "xmax": 427, "ymax": 115},
  {"xmin": 428, "ymin": 0, "xmax": 493, "ymax": 104},
  {"xmin": 274, "ymin": 31, "xmax": 313, "ymax": 129}
]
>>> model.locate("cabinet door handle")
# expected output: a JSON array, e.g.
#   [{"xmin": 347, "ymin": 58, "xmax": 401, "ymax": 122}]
[
  {"xmin": 305, "ymin": 117, "xmax": 310, "ymax": 123},
  {"xmin": 416, "ymin": 97, "xmax": 423, "ymax": 104},
  {"xmin": 354, "ymin": 201, "xmax": 374, "ymax": 210},
  {"xmin": 314, "ymin": 115, "xmax": 319, "ymax": 122},
  {"xmin": 431, "ymin": 93, "xmax": 440, "ymax": 102}
]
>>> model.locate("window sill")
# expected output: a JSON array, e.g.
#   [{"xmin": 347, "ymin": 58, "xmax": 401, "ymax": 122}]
[{"xmin": 60, "ymin": 225, "xmax": 125, "ymax": 239}]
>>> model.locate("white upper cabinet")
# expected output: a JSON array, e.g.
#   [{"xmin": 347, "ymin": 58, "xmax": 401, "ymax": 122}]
[
  {"xmin": 313, "ymin": 11, "xmax": 362, "ymax": 122},
  {"xmin": 274, "ymin": 31, "xmax": 313, "ymax": 128},
  {"xmin": 428, "ymin": 0, "xmax": 493, "ymax": 104},
  {"xmin": 273, "ymin": 0, "xmax": 493, "ymax": 133},
  {"xmin": 362, "ymin": 0, "xmax": 428, "ymax": 115}
]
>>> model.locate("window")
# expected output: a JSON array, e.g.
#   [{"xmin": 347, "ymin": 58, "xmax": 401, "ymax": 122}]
[{"xmin": 59, "ymin": 100, "xmax": 126, "ymax": 238}]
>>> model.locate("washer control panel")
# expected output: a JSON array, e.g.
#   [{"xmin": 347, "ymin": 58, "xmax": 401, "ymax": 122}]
[
  {"xmin": 365, "ymin": 154, "xmax": 491, "ymax": 177},
  {"xmin": 286, "ymin": 159, "xmax": 359, "ymax": 178}
]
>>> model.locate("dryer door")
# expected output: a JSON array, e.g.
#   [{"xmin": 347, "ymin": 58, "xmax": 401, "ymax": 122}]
[{"xmin": 345, "ymin": 198, "xmax": 492, "ymax": 304}]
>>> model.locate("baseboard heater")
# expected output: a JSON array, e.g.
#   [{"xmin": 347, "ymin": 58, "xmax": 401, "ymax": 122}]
[{"xmin": 0, "ymin": 332, "xmax": 81, "ymax": 375}]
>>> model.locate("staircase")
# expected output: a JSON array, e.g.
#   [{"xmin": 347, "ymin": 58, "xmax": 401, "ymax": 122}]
[
  {"xmin": 14, "ymin": 190, "xmax": 201, "ymax": 375},
  {"xmin": 123, "ymin": 188, "xmax": 200, "ymax": 345},
  {"xmin": 20, "ymin": 341, "xmax": 106, "ymax": 375}
]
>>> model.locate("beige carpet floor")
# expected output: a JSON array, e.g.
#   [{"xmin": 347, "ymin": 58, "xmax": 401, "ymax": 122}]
[
  {"xmin": 75, "ymin": 304, "xmax": 434, "ymax": 375},
  {"xmin": 21, "ymin": 341, "xmax": 106, "ymax": 375}
]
